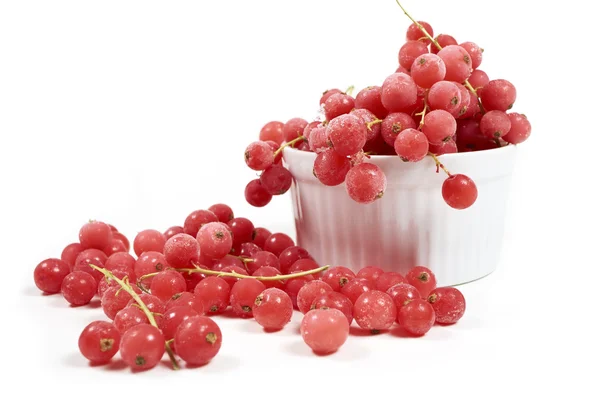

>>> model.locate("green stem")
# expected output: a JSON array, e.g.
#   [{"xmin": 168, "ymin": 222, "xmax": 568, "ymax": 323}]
[
  {"xmin": 366, "ymin": 119, "xmax": 383, "ymax": 131},
  {"xmin": 187, "ymin": 263, "xmax": 330, "ymax": 281},
  {"xmin": 90, "ymin": 264, "xmax": 180, "ymax": 370},
  {"xmin": 428, "ymin": 152, "xmax": 452, "ymax": 177},
  {"xmin": 274, "ymin": 135, "xmax": 305, "ymax": 157},
  {"xmin": 345, "ymin": 85, "xmax": 355, "ymax": 96}
]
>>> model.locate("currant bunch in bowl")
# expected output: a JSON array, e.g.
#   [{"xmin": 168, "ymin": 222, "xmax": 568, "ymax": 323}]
[{"xmin": 242, "ymin": 2, "xmax": 531, "ymax": 210}]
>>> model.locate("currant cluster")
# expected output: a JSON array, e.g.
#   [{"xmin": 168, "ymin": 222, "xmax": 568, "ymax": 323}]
[
  {"xmin": 34, "ymin": 204, "xmax": 466, "ymax": 369},
  {"xmin": 243, "ymin": 2, "xmax": 531, "ymax": 210}
]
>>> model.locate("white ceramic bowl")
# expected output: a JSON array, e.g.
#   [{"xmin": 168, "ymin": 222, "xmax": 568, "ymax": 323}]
[{"xmin": 283, "ymin": 145, "xmax": 517, "ymax": 286}]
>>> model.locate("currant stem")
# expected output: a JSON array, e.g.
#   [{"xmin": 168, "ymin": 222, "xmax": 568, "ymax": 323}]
[
  {"xmin": 235, "ymin": 256, "xmax": 254, "ymax": 263},
  {"xmin": 395, "ymin": 0, "xmax": 485, "ymax": 113},
  {"xmin": 366, "ymin": 119, "xmax": 383, "ymax": 131},
  {"xmin": 417, "ymin": 94, "xmax": 428, "ymax": 129},
  {"xmin": 428, "ymin": 152, "xmax": 452, "ymax": 177},
  {"xmin": 187, "ymin": 263, "xmax": 330, "ymax": 281},
  {"xmin": 345, "ymin": 85, "xmax": 355, "ymax": 96},
  {"xmin": 274, "ymin": 135, "xmax": 305, "ymax": 157},
  {"xmin": 89, "ymin": 264, "xmax": 180, "ymax": 370}
]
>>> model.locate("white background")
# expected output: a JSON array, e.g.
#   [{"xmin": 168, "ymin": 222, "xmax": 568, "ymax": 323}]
[{"xmin": 1, "ymin": 0, "xmax": 598, "ymax": 398}]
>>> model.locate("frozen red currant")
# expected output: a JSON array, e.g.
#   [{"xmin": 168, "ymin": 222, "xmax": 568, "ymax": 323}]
[
  {"xmin": 297, "ymin": 280, "xmax": 333, "ymax": 314},
  {"xmin": 321, "ymin": 266, "xmax": 355, "ymax": 292},
  {"xmin": 340, "ymin": 277, "xmax": 374, "ymax": 304},
  {"xmin": 386, "ymin": 283, "xmax": 420, "ymax": 309},
  {"xmin": 133, "ymin": 229, "xmax": 166, "ymax": 257},
  {"xmin": 254, "ymin": 288, "xmax": 293, "ymax": 331},
  {"xmin": 375, "ymin": 272, "xmax": 407, "ymax": 292},
  {"xmin": 101, "ymin": 286, "xmax": 133, "ymax": 319},
  {"xmin": 428, "ymin": 287, "xmax": 466, "ymax": 324},
  {"xmin": 113, "ymin": 306, "xmax": 149, "ymax": 334},
  {"xmin": 353, "ymin": 290, "xmax": 397, "ymax": 333},
  {"xmin": 197, "ymin": 222, "xmax": 233, "ymax": 259},
  {"xmin": 163, "ymin": 233, "xmax": 200, "ymax": 269},
  {"xmin": 183, "ymin": 209, "xmax": 218, "ymax": 237},
  {"xmin": 194, "ymin": 276, "xmax": 230, "ymax": 314},
  {"xmin": 356, "ymin": 266, "xmax": 384, "ymax": 286},
  {"xmin": 397, "ymin": 299, "xmax": 436, "ymax": 336},
  {"xmin": 301, "ymin": 309, "xmax": 349, "ymax": 354},
  {"xmin": 150, "ymin": 270, "xmax": 187, "ymax": 302}
]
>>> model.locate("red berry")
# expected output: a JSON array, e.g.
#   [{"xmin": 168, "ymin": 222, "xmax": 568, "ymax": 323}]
[
  {"xmin": 324, "ymin": 93, "xmax": 355, "ymax": 121},
  {"xmin": 398, "ymin": 40, "xmax": 429, "ymax": 70},
  {"xmin": 79, "ymin": 221, "xmax": 113, "ymax": 250},
  {"xmin": 283, "ymin": 276, "xmax": 313, "ymax": 310},
  {"xmin": 263, "ymin": 233, "xmax": 294, "ymax": 257},
  {"xmin": 174, "ymin": 316, "xmax": 222, "ymax": 366},
  {"xmin": 356, "ymin": 266, "xmax": 384, "ymax": 286},
  {"xmin": 133, "ymin": 229, "xmax": 165, "ymax": 257},
  {"xmin": 321, "ymin": 266, "xmax": 355, "ymax": 292},
  {"xmin": 150, "ymin": 270, "xmax": 186, "ymax": 302},
  {"xmin": 405, "ymin": 266, "xmax": 437, "ymax": 298},
  {"xmin": 480, "ymin": 79, "xmax": 516, "ymax": 112},
  {"xmin": 245, "ymin": 141, "xmax": 274, "ymax": 171},
  {"xmin": 459, "ymin": 41, "xmax": 483, "ymax": 69},
  {"xmin": 161, "ymin": 305, "xmax": 199, "ymax": 340},
  {"xmin": 355, "ymin": 86, "xmax": 387, "ymax": 119},
  {"xmin": 183, "ymin": 209, "xmax": 218, "ymax": 237},
  {"xmin": 375, "ymin": 271, "xmax": 407, "ymax": 292},
  {"xmin": 134, "ymin": 251, "xmax": 169, "ymax": 285},
  {"xmin": 398, "ymin": 299, "xmax": 436, "ymax": 336},
  {"xmin": 163, "ymin": 226, "xmax": 185, "ymax": 241},
  {"xmin": 428, "ymin": 287, "xmax": 466, "ymax": 324},
  {"xmin": 406, "ymin": 21, "xmax": 433, "ymax": 43},
  {"xmin": 480, "ymin": 110, "xmax": 512, "ymax": 138},
  {"xmin": 438, "ymin": 45, "xmax": 472, "ymax": 83},
  {"xmin": 245, "ymin": 179, "xmax": 273, "ymax": 207},
  {"xmin": 127, "ymin": 293, "xmax": 165, "ymax": 314},
  {"xmin": 320, "ymin": 89, "xmax": 342, "ymax": 105},
  {"xmin": 208, "ymin": 203, "xmax": 234, "ymax": 223},
  {"xmin": 165, "ymin": 292, "xmax": 204, "ymax": 315},
  {"xmin": 229, "ymin": 279, "xmax": 266, "ymax": 318},
  {"xmin": 283, "ymin": 118, "xmax": 308, "ymax": 142},
  {"xmin": 119, "ymin": 324, "xmax": 165, "ymax": 371},
  {"xmin": 163, "ymin": 233, "xmax": 200, "ymax": 269},
  {"xmin": 326, "ymin": 114, "xmax": 367, "ymax": 157},
  {"xmin": 311, "ymin": 291, "xmax": 353, "ymax": 325},
  {"xmin": 504, "ymin": 113, "xmax": 531, "ymax": 144},
  {"xmin": 442, "ymin": 174, "xmax": 478, "ymax": 210},
  {"xmin": 301, "ymin": 309, "xmax": 349, "ymax": 354},
  {"xmin": 113, "ymin": 306, "xmax": 149, "ymax": 334},
  {"xmin": 394, "ymin": 128, "xmax": 429, "ymax": 162},
  {"xmin": 279, "ymin": 246, "xmax": 312, "ymax": 275},
  {"xmin": 105, "ymin": 252, "xmax": 136, "ymax": 276},
  {"xmin": 297, "ymin": 280, "xmax": 333, "ymax": 314},
  {"xmin": 345, "ymin": 163, "xmax": 387, "ymax": 204},
  {"xmin": 253, "ymin": 288, "xmax": 293, "ymax": 331},
  {"xmin": 252, "ymin": 227, "xmax": 271, "ymax": 248},
  {"xmin": 246, "ymin": 250, "xmax": 280, "ymax": 274},
  {"xmin": 101, "ymin": 286, "xmax": 133, "ymax": 319},
  {"xmin": 259, "ymin": 121, "xmax": 284, "ymax": 144},
  {"xmin": 61, "ymin": 243, "xmax": 84, "ymax": 268},
  {"xmin": 197, "ymin": 222, "xmax": 233, "ymax": 259},
  {"xmin": 252, "ymin": 266, "xmax": 284, "ymax": 290},
  {"xmin": 194, "ymin": 276, "xmax": 230, "ymax": 314},
  {"xmin": 78, "ymin": 321, "xmax": 120, "ymax": 363},
  {"xmin": 353, "ymin": 290, "xmax": 397, "ymax": 332},
  {"xmin": 431, "ymin": 34, "xmax": 457, "ymax": 54},
  {"xmin": 381, "ymin": 73, "xmax": 418, "ymax": 112},
  {"xmin": 61, "ymin": 271, "xmax": 97, "ymax": 306},
  {"xmin": 34, "ymin": 258, "xmax": 70, "ymax": 294},
  {"xmin": 340, "ymin": 277, "xmax": 373, "ymax": 304},
  {"xmin": 73, "ymin": 249, "xmax": 107, "ymax": 282},
  {"xmin": 410, "ymin": 53, "xmax": 446, "ymax": 88},
  {"xmin": 381, "ymin": 112, "xmax": 416, "ymax": 147},
  {"xmin": 313, "ymin": 148, "xmax": 352, "ymax": 187},
  {"xmin": 260, "ymin": 164, "xmax": 293, "ymax": 195},
  {"xmin": 227, "ymin": 217, "xmax": 254, "ymax": 247},
  {"xmin": 386, "ymin": 283, "xmax": 421, "ymax": 309}
]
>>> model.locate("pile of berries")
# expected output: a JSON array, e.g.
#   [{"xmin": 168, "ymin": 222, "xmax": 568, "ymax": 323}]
[
  {"xmin": 243, "ymin": 2, "xmax": 531, "ymax": 210},
  {"xmin": 33, "ymin": 202, "xmax": 465, "ymax": 371}
]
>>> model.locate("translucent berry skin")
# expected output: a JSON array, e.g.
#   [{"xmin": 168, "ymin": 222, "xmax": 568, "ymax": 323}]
[
  {"xmin": 119, "ymin": 324, "xmax": 165, "ymax": 371},
  {"xmin": 166, "ymin": 292, "xmax": 204, "ymax": 314},
  {"xmin": 245, "ymin": 179, "xmax": 272, "ymax": 208},
  {"xmin": 326, "ymin": 114, "xmax": 367, "ymax": 157},
  {"xmin": 254, "ymin": 288, "xmax": 293, "ymax": 331},
  {"xmin": 161, "ymin": 305, "xmax": 200, "ymax": 340},
  {"xmin": 313, "ymin": 148, "xmax": 352, "ymax": 187},
  {"xmin": 452, "ymin": 83, "xmax": 471, "ymax": 118},
  {"xmin": 238, "ymin": 243, "xmax": 261, "ymax": 260},
  {"xmin": 61, "ymin": 271, "xmax": 97, "ymax": 306},
  {"xmin": 340, "ymin": 277, "xmax": 374, "ymax": 304},
  {"xmin": 345, "ymin": 163, "xmax": 387, "ymax": 204},
  {"xmin": 324, "ymin": 93, "xmax": 355, "ymax": 121},
  {"xmin": 438, "ymin": 45, "xmax": 472, "ymax": 82},
  {"xmin": 442, "ymin": 174, "xmax": 478, "ymax": 210},
  {"xmin": 197, "ymin": 222, "xmax": 233, "ymax": 259},
  {"xmin": 405, "ymin": 266, "xmax": 437, "ymax": 298},
  {"xmin": 259, "ymin": 121, "xmax": 284, "ymax": 144},
  {"xmin": 398, "ymin": 40, "xmax": 429, "ymax": 70},
  {"xmin": 78, "ymin": 321, "xmax": 121, "ymax": 363},
  {"xmin": 431, "ymin": 34, "xmax": 457, "ymax": 54},
  {"xmin": 428, "ymin": 81, "xmax": 461, "ymax": 114},
  {"xmin": 246, "ymin": 250, "xmax": 280, "ymax": 274},
  {"xmin": 207, "ymin": 204, "xmax": 234, "ymax": 224},
  {"xmin": 194, "ymin": 276, "xmax": 230, "ymax": 314},
  {"xmin": 504, "ymin": 113, "xmax": 531, "ymax": 144},
  {"xmin": 308, "ymin": 125, "xmax": 329, "ymax": 153},
  {"xmin": 459, "ymin": 42, "xmax": 483, "ymax": 69},
  {"xmin": 406, "ymin": 21, "xmax": 433, "ymax": 43},
  {"xmin": 252, "ymin": 266, "xmax": 284, "ymax": 290},
  {"xmin": 79, "ymin": 221, "xmax": 113, "ymax": 250},
  {"xmin": 353, "ymin": 291, "xmax": 397, "ymax": 332},
  {"xmin": 355, "ymin": 86, "xmax": 387, "ymax": 119},
  {"xmin": 164, "ymin": 226, "xmax": 185, "ymax": 241},
  {"xmin": 61, "ymin": 243, "xmax": 84, "ymax": 268},
  {"xmin": 183, "ymin": 209, "xmax": 218, "ymax": 237},
  {"xmin": 113, "ymin": 306, "xmax": 149, "ymax": 333},
  {"xmin": 264, "ymin": 233, "xmax": 295, "ymax": 257},
  {"xmin": 468, "ymin": 70, "xmax": 489, "ymax": 94},
  {"xmin": 150, "ymin": 270, "xmax": 186, "ymax": 302},
  {"xmin": 163, "ymin": 233, "xmax": 200, "ymax": 269},
  {"xmin": 410, "ymin": 53, "xmax": 446, "ymax": 89},
  {"xmin": 381, "ymin": 73, "xmax": 418, "ymax": 112},
  {"xmin": 398, "ymin": 299, "xmax": 436, "ymax": 336},
  {"xmin": 394, "ymin": 128, "xmax": 429, "ymax": 162},
  {"xmin": 480, "ymin": 79, "xmax": 517, "ymax": 112},
  {"xmin": 105, "ymin": 252, "xmax": 136, "ymax": 276},
  {"xmin": 460, "ymin": 92, "xmax": 479, "ymax": 120},
  {"xmin": 375, "ymin": 272, "xmax": 407, "ymax": 292},
  {"xmin": 104, "ymin": 242, "xmax": 125, "ymax": 258},
  {"xmin": 34, "ymin": 258, "xmax": 70, "ymax": 294},
  {"xmin": 422, "ymin": 110, "xmax": 457, "ymax": 144},
  {"xmin": 174, "ymin": 316, "xmax": 222, "ymax": 365},
  {"xmin": 429, "ymin": 139, "xmax": 458, "ymax": 155},
  {"xmin": 279, "ymin": 246, "xmax": 312, "ymax": 275},
  {"xmin": 133, "ymin": 229, "xmax": 165, "ymax": 257},
  {"xmin": 456, "ymin": 119, "xmax": 494, "ymax": 152},
  {"xmin": 245, "ymin": 141, "xmax": 274, "ymax": 171},
  {"xmin": 320, "ymin": 88, "xmax": 342, "ymax": 105},
  {"xmin": 322, "ymin": 266, "xmax": 356, "ymax": 292},
  {"xmin": 113, "ymin": 232, "xmax": 131, "ymax": 252},
  {"xmin": 283, "ymin": 276, "xmax": 313, "ymax": 310},
  {"xmin": 381, "ymin": 112, "xmax": 416, "ymax": 147},
  {"xmin": 127, "ymin": 293, "xmax": 165, "ymax": 313},
  {"xmin": 260, "ymin": 164, "xmax": 293, "ymax": 195},
  {"xmin": 98, "ymin": 269, "xmax": 129, "ymax": 297},
  {"xmin": 252, "ymin": 227, "xmax": 272, "ymax": 249},
  {"xmin": 311, "ymin": 291, "xmax": 353, "ymax": 325},
  {"xmin": 283, "ymin": 118, "xmax": 308, "ymax": 142},
  {"xmin": 289, "ymin": 258, "xmax": 321, "ymax": 279},
  {"xmin": 356, "ymin": 266, "xmax": 385, "ymax": 286},
  {"xmin": 428, "ymin": 287, "xmax": 466, "ymax": 324},
  {"xmin": 227, "ymin": 217, "xmax": 254, "ymax": 247},
  {"xmin": 230, "ymin": 279, "xmax": 266, "ymax": 317},
  {"xmin": 101, "ymin": 286, "xmax": 133, "ymax": 319},
  {"xmin": 386, "ymin": 283, "xmax": 421, "ymax": 309},
  {"xmin": 297, "ymin": 280, "xmax": 333, "ymax": 314},
  {"xmin": 301, "ymin": 308, "xmax": 349, "ymax": 354},
  {"xmin": 134, "ymin": 251, "xmax": 169, "ymax": 285},
  {"xmin": 351, "ymin": 108, "xmax": 381, "ymax": 142},
  {"xmin": 480, "ymin": 110, "xmax": 512, "ymax": 138}
]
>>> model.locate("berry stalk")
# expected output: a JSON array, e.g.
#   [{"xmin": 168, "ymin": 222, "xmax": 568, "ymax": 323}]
[
  {"xmin": 273, "ymin": 135, "xmax": 306, "ymax": 158},
  {"xmin": 90, "ymin": 264, "xmax": 180, "ymax": 370},
  {"xmin": 427, "ymin": 152, "xmax": 451, "ymax": 176},
  {"xmin": 394, "ymin": 0, "xmax": 485, "ymax": 113}
]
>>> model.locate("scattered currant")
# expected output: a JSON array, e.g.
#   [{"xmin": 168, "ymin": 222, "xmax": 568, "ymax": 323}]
[
  {"xmin": 310, "ymin": 291, "xmax": 353, "ymax": 325},
  {"xmin": 428, "ymin": 287, "xmax": 466, "ymax": 324},
  {"xmin": 340, "ymin": 277, "xmax": 374, "ymax": 304},
  {"xmin": 301, "ymin": 309, "xmax": 349, "ymax": 354},
  {"xmin": 34, "ymin": 258, "xmax": 70, "ymax": 294},
  {"xmin": 197, "ymin": 222, "xmax": 233, "ymax": 259},
  {"xmin": 397, "ymin": 299, "xmax": 436, "ymax": 336},
  {"xmin": 386, "ymin": 283, "xmax": 421, "ymax": 309},
  {"xmin": 133, "ymin": 229, "xmax": 165, "ymax": 257},
  {"xmin": 61, "ymin": 271, "xmax": 97, "ymax": 306},
  {"xmin": 113, "ymin": 306, "xmax": 149, "ymax": 334},
  {"xmin": 356, "ymin": 266, "xmax": 385, "ymax": 286},
  {"xmin": 149, "ymin": 270, "xmax": 187, "ymax": 302},
  {"xmin": 297, "ymin": 280, "xmax": 333, "ymax": 314},
  {"xmin": 161, "ymin": 305, "xmax": 200, "ymax": 341},
  {"xmin": 194, "ymin": 276, "xmax": 231, "ymax": 314},
  {"xmin": 61, "ymin": 242, "xmax": 84, "ymax": 268},
  {"xmin": 321, "ymin": 266, "xmax": 355, "ymax": 292},
  {"xmin": 375, "ymin": 271, "xmax": 407, "ymax": 292},
  {"xmin": 253, "ymin": 288, "xmax": 294, "ymax": 331},
  {"xmin": 119, "ymin": 324, "xmax": 165, "ymax": 371},
  {"xmin": 78, "ymin": 321, "xmax": 121, "ymax": 364},
  {"xmin": 353, "ymin": 290, "xmax": 397, "ymax": 333},
  {"xmin": 230, "ymin": 279, "xmax": 266, "ymax": 318},
  {"xmin": 163, "ymin": 233, "xmax": 200, "ymax": 269},
  {"xmin": 79, "ymin": 221, "xmax": 112, "ymax": 250},
  {"xmin": 174, "ymin": 316, "xmax": 222, "ymax": 366}
]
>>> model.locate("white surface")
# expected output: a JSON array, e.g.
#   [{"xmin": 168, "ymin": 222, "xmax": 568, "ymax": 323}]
[
  {"xmin": 284, "ymin": 145, "xmax": 517, "ymax": 286},
  {"xmin": 1, "ymin": 0, "xmax": 598, "ymax": 398}
]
